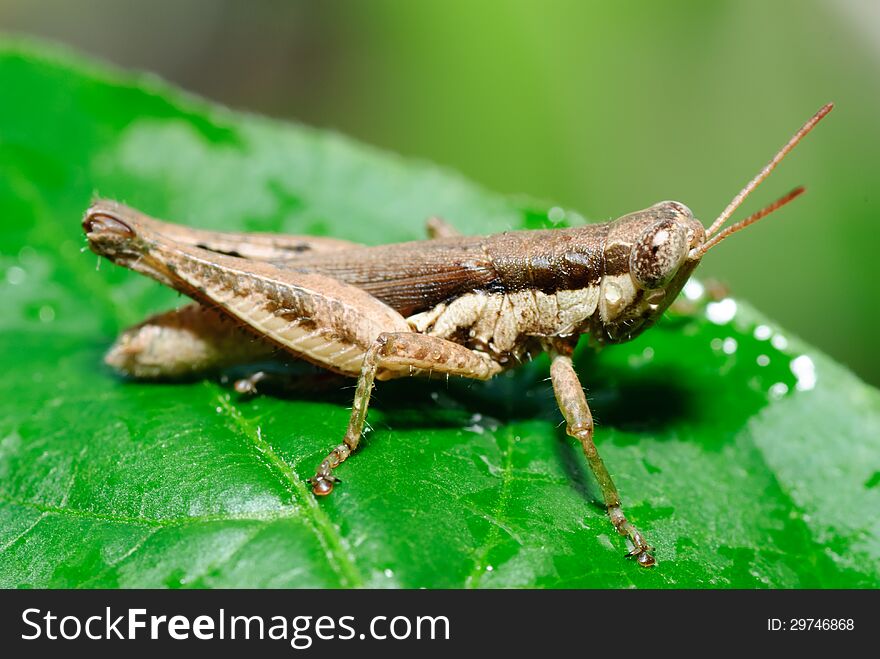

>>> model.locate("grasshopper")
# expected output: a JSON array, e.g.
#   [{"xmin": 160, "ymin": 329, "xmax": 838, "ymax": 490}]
[{"xmin": 82, "ymin": 104, "xmax": 832, "ymax": 567}]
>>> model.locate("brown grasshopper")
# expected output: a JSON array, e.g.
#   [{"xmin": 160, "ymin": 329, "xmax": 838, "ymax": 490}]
[{"xmin": 82, "ymin": 104, "xmax": 832, "ymax": 567}]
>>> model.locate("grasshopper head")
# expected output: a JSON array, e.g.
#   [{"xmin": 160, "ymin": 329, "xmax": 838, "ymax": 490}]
[
  {"xmin": 593, "ymin": 103, "xmax": 832, "ymax": 344},
  {"xmin": 595, "ymin": 201, "xmax": 704, "ymax": 343}
]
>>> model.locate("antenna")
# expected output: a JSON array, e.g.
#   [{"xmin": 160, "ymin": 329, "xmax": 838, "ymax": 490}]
[
  {"xmin": 701, "ymin": 103, "xmax": 833, "ymax": 244},
  {"xmin": 691, "ymin": 186, "xmax": 805, "ymax": 258}
]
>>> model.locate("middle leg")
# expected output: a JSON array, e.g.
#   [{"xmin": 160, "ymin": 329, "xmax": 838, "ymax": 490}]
[
  {"xmin": 308, "ymin": 332, "xmax": 503, "ymax": 494},
  {"xmin": 425, "ymin": 216, "xmax": 461, "ymax": 239}
]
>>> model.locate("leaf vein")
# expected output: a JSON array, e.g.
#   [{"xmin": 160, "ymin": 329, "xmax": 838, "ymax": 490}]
[
  {"xmin": 0, "ymin": 511, "xmax": 48, "ymax": 554},
  {"xmin": 465, "ymin": 427, "xmax": 518, "ymax": 588},
  {"xmin": 210, "ymin": 385, "xmax": 364, "ymax": 588}
]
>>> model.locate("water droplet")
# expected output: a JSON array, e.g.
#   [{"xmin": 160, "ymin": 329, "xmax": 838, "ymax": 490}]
[
  {"xmin": 769, "ymin": 382, "xmax": 789, "ymax": 399},
  {"xmin": 683, "ymin": 279, "xmax": 704, "ymax": 301},
  {"xmin": 753, "ymin": 325, "xmax": 772, "ymax": 341},
  {"xmin": 597, "ymin": 534, "xmax": 615, "ymax": 551},
  {"xmin": 790, "ymin": 355, "xmax": 817, "ymax": 391},
  {"xmin": 567, "ymin": 211, "xmax": 586, "ymax": 225},
  {"xmin": 710, "ymin": 337, "xmax": 723, "ymax": 351},
  {"xmin": 464, "ymin": 413, "xmax": 493, "ymax": 435},
  {"xmin": 771, "ymin": 334, "xmax": 788, "ymax": 350},
  {"xmin": 215, "ymin": 406, "xmax": 223, "ymax": 413},
  {"xmin": 547, "ymin": 206, "xmax": 565, "ymax": 224},
  {"xmin": 722, "ymin": 337, "xmax": 738, "ymax": 354},
  {"xmin": 706, "ymin": 298, "xmax": 737, "ymax": 324},
  {"xmin": 628, "ymin": 345, "xmax": 656, "ymax": 368},
  {"xmin": 485, "ymin": 565, "xmax": 494, "ymax": 572},
  {"xmin": 6, "ymin": 265, "xmax": 25, "ymax": 285},
  {"xmin": 756, "ymin": 354, "xmax": 770, "ymax": 367},
  {"xmin": 38, "ymin": 305, "xmax": 55, "ymax": 323},
  {"xmin": 384, "ymin": 568, "xmax": 394, "ymax": 578}
]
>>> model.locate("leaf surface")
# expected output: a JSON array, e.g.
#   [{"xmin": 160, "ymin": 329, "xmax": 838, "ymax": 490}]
[{"xmin": 1, "ymin": 41, "xmax": 877, "ymax": 588}]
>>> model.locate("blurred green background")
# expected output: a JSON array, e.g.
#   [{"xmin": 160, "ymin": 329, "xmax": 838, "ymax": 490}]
[{"xmin": 1, "ymin": 0, "xmax": 877, "ymax": 385}]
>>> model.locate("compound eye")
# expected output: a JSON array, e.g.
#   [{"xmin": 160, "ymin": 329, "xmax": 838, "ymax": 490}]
[{"xmin": 630, "ymin": 219, "xmax": 689, "ymax": 289}]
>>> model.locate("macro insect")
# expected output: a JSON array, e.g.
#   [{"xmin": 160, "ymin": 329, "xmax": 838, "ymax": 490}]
[{"xmin": 83, "ymin": 104, "xmax": 832, "ymax": 567}]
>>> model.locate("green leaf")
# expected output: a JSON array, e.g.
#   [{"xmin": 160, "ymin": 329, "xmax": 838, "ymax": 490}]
[{"xmin": 1, "ymin": 40, "xmax": 878, "ymax": 588}]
